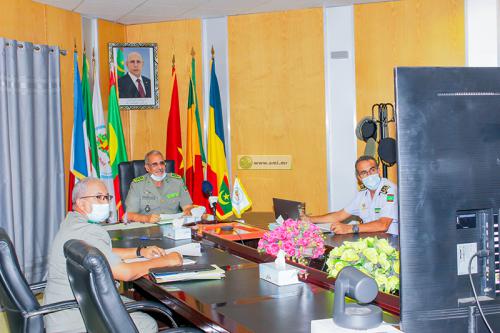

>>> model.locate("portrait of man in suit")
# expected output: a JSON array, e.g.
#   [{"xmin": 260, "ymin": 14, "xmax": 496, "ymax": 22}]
[{"xmin": 118, "ymin": 52, "xmax": 152, "ymax": 98}]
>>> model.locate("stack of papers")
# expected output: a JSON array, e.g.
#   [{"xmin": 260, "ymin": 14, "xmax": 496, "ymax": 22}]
[
  {"xmin": 150, "ymin": 264, "xmax": 225, "ymax": 283},
  {"xmin": 102, "ymin": 222, "xmax": 153, "ymax": 231},
  {"xmin": 157, "ymin": 207, "xmax": 214, "ymax": 225}
]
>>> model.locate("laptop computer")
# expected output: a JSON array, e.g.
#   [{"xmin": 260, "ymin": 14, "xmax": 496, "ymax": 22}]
[{"xmin": 272, "ymin": 198, "xmax": 304, "ymax": 220}]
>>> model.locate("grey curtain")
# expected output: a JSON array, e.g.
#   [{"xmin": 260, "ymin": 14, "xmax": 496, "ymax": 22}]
[{"xmin": 0, "ymin": 38, "xmax": 65, "ymax": 283}]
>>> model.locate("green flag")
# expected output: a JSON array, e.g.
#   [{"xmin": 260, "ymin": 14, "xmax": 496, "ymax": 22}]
[
  {"xmin": 107, "ymin": 66, "xmax": 128, "ymax": 219},
  {"xmin": 82, "ymin": 52, "xmax": 100, "ymax": 177},
  {"xmin": 116, "ymin": 48, "xmax": 125, "ymax": 78}
]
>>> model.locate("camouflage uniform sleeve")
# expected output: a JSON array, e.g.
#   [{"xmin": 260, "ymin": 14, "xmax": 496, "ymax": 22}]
[{"xmin": 125, "ymin": 180, "xmax": 141, "ymax": 213}]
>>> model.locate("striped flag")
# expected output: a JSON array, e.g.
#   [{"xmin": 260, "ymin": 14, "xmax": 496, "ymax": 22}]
[
  {"xmin": 91, "ymin": 57, "xmax": 117, "ymax": 222},
  {"xmin": 68, "ymin": 51, "xmax": 91, "ymax": 211},
  {"xmin": 185, "ymin": 53, "xmax": 206, "ymax": 206},
  {"xmin": 82, "ymin": 52, "xmax": 99, "ymax": 177},
  {"xmin": 107, "ymin": 64, "xmax": 128, "ymax": 219},
  {"xmin": 207, "ymin": 54, "xmax": 232, "ymax": 219},
  {"xmin": 165, "ymin": 56, "xmax": 183, "ymax": 177}
]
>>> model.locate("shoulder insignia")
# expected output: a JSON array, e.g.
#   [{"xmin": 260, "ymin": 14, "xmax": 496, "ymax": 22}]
[
  {"xmin": 380, "ymin": 185, "xmax": 390, "ymax": 195},
  {"xmin": 133, "ymin": 176, "xmax": 145, "ymax": 183},
  {"xmin": 169, "ymin": 173, "xmax": 181, "ymax": 179},
  {"xmin": 359, "ymin": 183, "xmax": 367, "ymax": 191}
]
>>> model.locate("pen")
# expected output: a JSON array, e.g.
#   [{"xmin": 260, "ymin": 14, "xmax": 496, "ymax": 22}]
[
  {"xmin": 111, "ymin": 236, "xmax": 163, "ymax": 241},
  {"xmin": 139, "ymin": 236, "xmax": 163, "ymax": 241}
]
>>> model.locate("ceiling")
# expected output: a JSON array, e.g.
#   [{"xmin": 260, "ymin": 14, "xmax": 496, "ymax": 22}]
[{"xmin": 33, "ymin": 0, "xmax": 391, "ymax": 25}]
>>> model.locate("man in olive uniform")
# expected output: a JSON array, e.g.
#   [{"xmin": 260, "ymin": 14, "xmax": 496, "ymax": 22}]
[
  {"xmin": 44, "ymin": 177, "xmax": 182, "ymax": 333},
  {"xmin": 125, "ymin": 150, "xmax": 194, "ymax": 223},
  {"xmin": 303, "ymin": 155, "xmax": 398, "ymax": 235}
]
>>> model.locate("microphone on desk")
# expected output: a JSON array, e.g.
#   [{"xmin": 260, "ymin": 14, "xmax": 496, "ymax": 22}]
[
  {"xmin": 202, "ymin": 181, "xmax": 218, "ymax": 219},
  {"xmin": 208, "ymin": 196, "xmax": 218, "ymax": 219}
]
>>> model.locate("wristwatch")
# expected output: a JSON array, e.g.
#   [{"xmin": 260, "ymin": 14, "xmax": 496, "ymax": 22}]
[{"xmin": 352, "ymin": 224, "xmax": 359, "ymax": 234}]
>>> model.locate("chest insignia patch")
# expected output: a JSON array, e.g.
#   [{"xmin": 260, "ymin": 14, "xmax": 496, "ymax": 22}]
[
  {"xmin": 374, "ymin": 208, "xmax": 381, "ymax": 213},
  {"xmin": 387, "ymin": 194, "xmax": 394, "ymax": 202},
  {"xmin": 145, "ymin": 205, "xmax": 151, "ymax": 213},
  {"xmin": 166, "ymin": 192, "xmax": 180, "ymax": 199}
]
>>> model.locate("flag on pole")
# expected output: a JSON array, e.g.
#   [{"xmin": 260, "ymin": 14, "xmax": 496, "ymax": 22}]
[
  {"xmin": 91, "ymin": 55, "xmax": 117, "ymax": 222},
  {"xmin": 165, "ymin": 55, "xmax": 183, "ymax": 177},
  {"xmin": 207, "ymin": 50, "xmax": 232, "ymax": 219},
  {"xmin": 231, "ymin": 177, "xmax": 252, "ymax": 218},
  {"xmin": 107, "ymin": 64, "xmax": 128, "ymax": 219},
  {"xmin": 185, "ymin": 50, "xmax": 206, "ymax": 206},
  {"xmin": 82, "ymin": 51, "xmax": 99, "ymax": 177},
  {"xmin": 68, "ymin": 51, "xmax": 91, "ymax": 211},
  {"xmin": 116, "ymin": 48, "xmax": 126, "ymax": 78}
]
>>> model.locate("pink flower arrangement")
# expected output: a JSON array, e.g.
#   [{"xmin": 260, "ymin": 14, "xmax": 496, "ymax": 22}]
[{"xmin": 258, "ymin": 219, "xmax": 326, "ymax": 264}]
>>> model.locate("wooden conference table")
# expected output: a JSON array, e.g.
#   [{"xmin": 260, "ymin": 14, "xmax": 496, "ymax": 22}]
[{"xmin": 108, "ymin": 212, "xmax": 400, "ymax": 333}]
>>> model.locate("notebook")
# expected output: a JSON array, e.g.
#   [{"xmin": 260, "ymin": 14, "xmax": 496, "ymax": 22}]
[{"xmin": 150, "ymin": 264, "xmax": 225, "ymax": 283}]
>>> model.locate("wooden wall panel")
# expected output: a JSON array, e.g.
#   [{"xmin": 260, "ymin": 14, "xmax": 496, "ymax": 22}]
[
  {"xmin": 124, "ymin": 20, "xmax": 203, "ymax": 161},
  {"xmin": 354, "ymin": 0, "xmax": 465, "ymax": 182},
  {"xmin": 1, "ymin": 0, "xmax": 83, "ymax": 204},
  {"xmin": 97, "ymin": 20, "xmax": 128, "ymax": 153},
  {"xmin": 228, "ymin": 9, "xmax": 327, "ymax": 213}
]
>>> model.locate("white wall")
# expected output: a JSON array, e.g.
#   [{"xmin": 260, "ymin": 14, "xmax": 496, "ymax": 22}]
[
  {"xmin": 465, "ymin": 0, "xmax": 500, "ymax": 66},
  {"xmin": 324, "ymin": 6, "xmax": 358, "ymax": 211},
  {"xmin": 202, "ymin": 17, "xmax": 232, "ymax": 183}
]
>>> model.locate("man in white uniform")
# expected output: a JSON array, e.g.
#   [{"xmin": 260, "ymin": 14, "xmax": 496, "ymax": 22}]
[{"xmin": 304, "ymin": 155, "xmax": 398, "ymax": 235}]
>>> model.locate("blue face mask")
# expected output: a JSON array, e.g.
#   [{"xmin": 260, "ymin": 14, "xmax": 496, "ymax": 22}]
[{"xmin": 362, "ymin": 174, "xmax": 381, "ymax": 191}]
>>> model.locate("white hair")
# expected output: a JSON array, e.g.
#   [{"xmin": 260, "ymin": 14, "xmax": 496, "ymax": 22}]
[
  {"xmin": 72, "ymin": 177, "xmax": 101, "ymax": 204},
  {"xmin": 126, "ymin": 51, "xmax": 143, "ymax": 62},
  {"xmin": 144, "ymin": 150, "xmax": 164, "ymax": 164}
]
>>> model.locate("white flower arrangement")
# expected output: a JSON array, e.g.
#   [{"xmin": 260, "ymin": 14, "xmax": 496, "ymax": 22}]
[{"xmin": 326, "ymin": 237, "xmax": 399, "ymax": 294}]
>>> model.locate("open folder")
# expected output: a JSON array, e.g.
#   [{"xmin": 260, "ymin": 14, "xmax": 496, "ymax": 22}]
[{"xmin": 150, "ymin": 264, "xmax": 225, "ymax": 283}]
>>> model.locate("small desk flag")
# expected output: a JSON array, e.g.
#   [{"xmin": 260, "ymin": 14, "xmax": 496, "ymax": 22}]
[{"xmin": 231, "ymin": 177, "xmax": 252, "ymax": 218}]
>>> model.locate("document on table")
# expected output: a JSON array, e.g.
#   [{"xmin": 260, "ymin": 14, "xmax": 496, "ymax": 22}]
[
  {"xmin": 311, "ymin": 319, "xmax": 402, "ymax": 332},
  {"xmin": 124, "ymin": 257, "xmax": 196, "ymax": 265},
  {"xmin": 102, "ymin": 222, "xmax": 153, "ymax": 231},
  {"xmin": 157, "ymin": 207, "xmax": 208, "ymax": 225},
  {"xmin": 123, "ymin": 243, "xmax": 202, "ymax": 263},
  {"xmin": 165, "ymin": 243, "xmax": 202, "ymax": 257}
]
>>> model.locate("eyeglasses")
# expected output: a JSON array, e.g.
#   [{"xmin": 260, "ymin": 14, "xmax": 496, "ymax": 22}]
[
  {"xmin": 80, "ymin": 194, "xmax": 114, "ymax": 202},
  {"xmin": 358, "ymin": 166, "xmax": 378, "ymax": 178},
  {"xmin": 148, "ymin": 161, "xmax": 166, "ymax": 168}
]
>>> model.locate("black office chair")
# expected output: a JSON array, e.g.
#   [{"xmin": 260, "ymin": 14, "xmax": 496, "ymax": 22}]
[
  {"xmin": 63, "ymin": 239, "xmax": 201, "ymax": 333},
  {"xmin": 0, "ymin": 228, "xmax": 78, "ymax": 333},
  {"xmin": 118, "ymin": 160, "xmax": 175, "ymax": 211}
]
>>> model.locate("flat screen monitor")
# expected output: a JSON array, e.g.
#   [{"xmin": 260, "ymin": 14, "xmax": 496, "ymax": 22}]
[
  {"xmin": 396, "ymin": 67, "xmax": 500, "ymax": 333},
  {"xmin": 272, "ymin": 198, "xmax": 303, "ymax": 220}
]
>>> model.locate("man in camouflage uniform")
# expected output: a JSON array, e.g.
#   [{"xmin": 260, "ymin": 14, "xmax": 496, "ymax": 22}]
[
  {"xmin": 125, "ymin": 150, "xmax": 194, "ymax": 223},
  {"xmin": 303, "ymin": 155, "xmax": 398, "ymax": 235}
]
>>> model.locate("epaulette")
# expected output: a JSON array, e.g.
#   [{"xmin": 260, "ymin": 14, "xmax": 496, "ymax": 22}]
[
  {"xmin": 169, "ymin": 173, "xmax": 181, "ymax": 179},
  {"xmin": 380, "ymin": 185, "xmax": 390, "ymax": 195},
  {"xmin": 132, "ymin": 175, "xmax": 145, "ymax": 183},
  {"xmin": 359, "ymin": 183, "xmax": 367, "ymax": 191}
]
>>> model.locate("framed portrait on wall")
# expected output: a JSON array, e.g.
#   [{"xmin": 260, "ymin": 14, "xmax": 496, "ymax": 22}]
[{"xmin": 108, "ymin": 42, "xmax": 159, "ymax": 110}]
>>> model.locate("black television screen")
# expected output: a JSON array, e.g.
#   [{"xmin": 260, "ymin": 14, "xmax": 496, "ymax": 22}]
[{"xmin": 396, "ymin": 67, "xmax": 500, "ymax": 333}]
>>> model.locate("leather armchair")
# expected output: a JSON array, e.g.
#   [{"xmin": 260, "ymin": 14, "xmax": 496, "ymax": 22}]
[
  {"xmin": 118, "ymin": 160, "xmax": 174, "ymax": 212},
  {"xmin": 63, "ymin": 239, "xmax": 201, "ymax": 333},
  {"xmin": 0, "ymin": 228, "xmax": 78, "ymax": 333}
]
